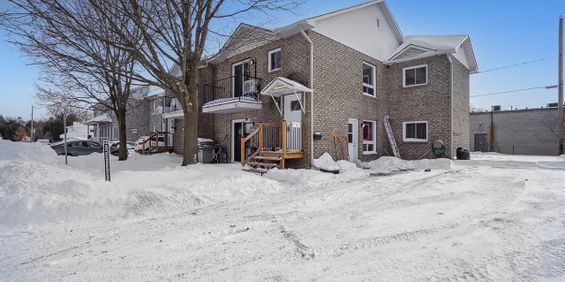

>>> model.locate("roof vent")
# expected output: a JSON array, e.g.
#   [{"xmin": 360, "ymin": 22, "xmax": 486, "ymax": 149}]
[
  {"xmin": 547, "ymin": 102, "xmax": 559, "ymax": 108},
  {"xmin": 492, "ymin": 105, "xmax": 501, "ymax": 111}
]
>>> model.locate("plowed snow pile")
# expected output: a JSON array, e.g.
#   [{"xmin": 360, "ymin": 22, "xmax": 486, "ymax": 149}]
[
  {"xmin": 368, "ymin": 156, "xmax": 451, "ymax": 172},
  {"xmin": 0, "ymin": 141, "xmax": 284, "ymax": 229}
]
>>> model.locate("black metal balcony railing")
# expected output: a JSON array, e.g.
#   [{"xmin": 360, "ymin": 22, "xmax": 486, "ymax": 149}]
[{"xmin": 202, "ymin": 75, "xmax": 261, "ymax": 105}]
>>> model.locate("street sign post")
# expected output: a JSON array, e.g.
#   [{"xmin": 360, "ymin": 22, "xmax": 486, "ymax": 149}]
[{"xmin": 104, "ymin": 140, "xmax": 111, "ymax": 181}]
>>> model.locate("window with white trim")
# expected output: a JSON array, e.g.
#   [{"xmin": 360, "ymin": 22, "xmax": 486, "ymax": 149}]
[
  {"xmin": 268, "ymin": 48, "xmax": 281, "ymax": 72},
  {"xmin": 403, "ymin": 121, "xmax": 428, "ymax": 142},
  {"xmin": 362, "ymin": 120, "xmax": 376, "ymax": 154},
  {"xmin": 403, "ymin": 65, "xmax": 427, "ymax": 87},
  {"xmin": 363, "ymin": 62, "xmax": 376, "ymax": 96}
]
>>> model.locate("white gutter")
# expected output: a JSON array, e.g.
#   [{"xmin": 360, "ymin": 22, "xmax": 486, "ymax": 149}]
[
  {"xmin": 447, "ymin": 55, "xmax": 454, "ymax": 159},
  {"xmin": 300, "ymin": 29, "xmax": 315, "ymax": 166}
]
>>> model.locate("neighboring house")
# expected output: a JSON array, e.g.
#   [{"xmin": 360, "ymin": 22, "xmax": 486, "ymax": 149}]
[
  {"xmin": 59, "ymin": 121, "xmax": 89, "ymax": 140},
  {"xmin": 86, "ymin": 85, "xmax": 164, "ymax": 143},
  {"xmin": 470, "ymin": 106, "xmax": 560, "ymax": 155},
  {"xmin": 162, "ymin": 0, "xmax": 477, "ymax": 168}
]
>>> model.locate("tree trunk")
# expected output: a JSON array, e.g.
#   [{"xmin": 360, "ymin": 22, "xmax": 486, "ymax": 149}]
[
  {"xmin": 116, "ymin": 109, "xmax": 128, "ymax": 161},
  {"xmin": 181, "ymin": 85, "xmax": 199, "ymax": 166}
]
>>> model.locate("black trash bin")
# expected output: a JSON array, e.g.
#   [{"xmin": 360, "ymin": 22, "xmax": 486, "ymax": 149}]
[{"xmin": 456, "ymin": 147, "xmax": 470, "ymax": 160}]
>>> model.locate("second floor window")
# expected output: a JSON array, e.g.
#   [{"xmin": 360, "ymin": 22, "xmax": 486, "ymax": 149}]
[
  {"xmin": 268, "ymin": 48, "xmax": 281, "ymax": 72},
  {"xmin": 363, "ymin": 62, "xmax": 376, "ymax": 97},
  {"xmin": 403, "ymin": 65, "xmax": 428, "ymax": 87}
]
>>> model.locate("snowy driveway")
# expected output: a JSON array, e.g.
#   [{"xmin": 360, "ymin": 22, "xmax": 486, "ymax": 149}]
[{"xmin": 1, "ymin": 142, "xmax": 565, "ymax": 281}]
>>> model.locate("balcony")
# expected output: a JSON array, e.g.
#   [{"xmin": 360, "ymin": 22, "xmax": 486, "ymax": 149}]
[{"xmin": 202, "ymin": 75, "xmax": 262, "ymax": 114}]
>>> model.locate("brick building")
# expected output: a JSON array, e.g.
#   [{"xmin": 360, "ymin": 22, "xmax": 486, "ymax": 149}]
[{"xmin": 162, "ymin": 0, "xmax": 478, "ymax": 168}]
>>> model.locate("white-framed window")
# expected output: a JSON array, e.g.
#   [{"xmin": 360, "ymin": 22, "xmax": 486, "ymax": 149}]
[
  {"xmin": 112, "ymin": 126, "xmax": 119, "ymax": 140},
  {"xmin": 363, "ymin": 62, "xmax": 376, "ymax": 97},
  {"xmin": 268, "ymin": 48, "xmax": 282, "ymax": 72},
  {"xmin": 403, "ymin": 64, "xmax": 428, "ymax": 87},
  {"xmin": 403, "ymin": 121, "xmax": 428, "ymax": 142},
  {"xmin": 362, "ymin": 120, "xmax": 377, "ymax": 154}
]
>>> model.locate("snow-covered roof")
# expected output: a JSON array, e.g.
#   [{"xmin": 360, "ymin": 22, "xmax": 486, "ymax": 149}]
[
  {"xmin": 208, "ymin": 0, "xmax": 477, "ymax": 72},
  {"xmin": 85, "ymin": 113, "xmax": 112, "ymax": 124},
  {"xmin": 387, "ymin": 35, "xmax": 478, "ymax": 73},
  {"xmin": 147, "ymin": 86, "xmax": 165, "ymax": 98}
]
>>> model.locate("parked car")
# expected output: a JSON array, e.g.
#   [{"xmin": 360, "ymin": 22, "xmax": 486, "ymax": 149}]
[
  {"xmin": 134, "ymin": 136, "xmax": 166, "ymax": 152},
  {"xmin": 50, "ymin": 140, "xmax": 103, "ymax": 156},
  {"xmin": 110, "ymin": 141, "xmax": 135, "ymax": 156}
]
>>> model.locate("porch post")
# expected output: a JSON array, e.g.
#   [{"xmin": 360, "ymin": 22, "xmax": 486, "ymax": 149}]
[{"xmin": 281, "ymin": 120, "xmax": 287, "ymax": 169}]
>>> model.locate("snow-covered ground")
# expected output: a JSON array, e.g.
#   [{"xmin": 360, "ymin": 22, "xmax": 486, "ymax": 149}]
[{"xmin": 1, "ymin": 140, "xmax": 565, "ymax": 281}]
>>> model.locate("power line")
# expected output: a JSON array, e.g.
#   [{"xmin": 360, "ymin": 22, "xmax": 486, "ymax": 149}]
[
  {"xmin": 477, "ymin": 56, "xmax": 556, "ymax": 74},
  {"xmin": 471, "ymin": 85, "xmax": 556, "ymax": 98}
]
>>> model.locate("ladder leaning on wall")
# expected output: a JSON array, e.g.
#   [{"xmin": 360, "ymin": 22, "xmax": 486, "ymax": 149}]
[{"xmin": 383, "ymin": 116, "xmax": 401, "ymax": 158}]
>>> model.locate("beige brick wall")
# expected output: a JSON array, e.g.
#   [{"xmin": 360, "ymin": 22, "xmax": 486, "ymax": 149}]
[
  {"xmin": 187, "ymin": 31, "xmax": 470, "ymax": 165},
  {"xmin": 310, "ymin": 31, "xmax": 386, "ymax": 163},
  {"xmin": 384, "ymin": 55, "xmax": 453, "ymax": 159},
  {"xmin": 451, "ymin": 56, "xmax": 471, "ymax": 156},
  {"xmin": 206, "ymin": 33, "xmax": 312, "ymax": 166}
]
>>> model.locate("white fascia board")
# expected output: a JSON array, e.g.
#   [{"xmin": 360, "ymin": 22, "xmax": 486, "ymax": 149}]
[{"xmin": 384, "ymin": 49, "xmax": 454, "ymax": 65}]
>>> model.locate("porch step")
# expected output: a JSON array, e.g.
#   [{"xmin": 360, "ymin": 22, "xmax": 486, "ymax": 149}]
[
  {"xmin": 246, "ymin": 161, "xmax": 279, "ymax": 169},
  {"xmin": 242, "ymin": 166, "xmax": 268, "ymax": 175},
  {"xmin": 253, "ymin": 155, "xmax": 282, "ymax": 161}
]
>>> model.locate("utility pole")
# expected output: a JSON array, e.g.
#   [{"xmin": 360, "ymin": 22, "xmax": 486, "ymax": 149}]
[
  {"xmin": 63, "ymin": 100, "xmax": 68, "ymax": 165},
  {"xmin": 30, "ymin": 105, "xmax": 34, "ymax": 142},
  {"xmin": 559, "ymin": 16, "xmax": 564, "ymax": 155}
]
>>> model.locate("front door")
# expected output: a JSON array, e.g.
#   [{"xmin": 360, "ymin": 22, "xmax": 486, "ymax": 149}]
[
  {"xmin": 474, "ymin": 133, "xmax": 487, "ymax": 152},
  {"xmin": 284, "ymin": 95, "xmax": 302, "ymax": 149},
  {"xmin": 347, "ymin": 118, "xmax": 358, "ymax": 162},
  {"xmin": 232, "ymin": 120, "xmax": 250, "ymax": 162},
  {"xmin": 284, "ymin": 94, "xmax": 302, "ymax": 124}
]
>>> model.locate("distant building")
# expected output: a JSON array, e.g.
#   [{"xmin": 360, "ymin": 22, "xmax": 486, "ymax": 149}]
[
  {"xmin": 59, "ymin": 121, "xmax": 89, "ymax": 140},
  {"xmin": 470, "ymin": 107, "xmax": 560, "ymax": 155}
]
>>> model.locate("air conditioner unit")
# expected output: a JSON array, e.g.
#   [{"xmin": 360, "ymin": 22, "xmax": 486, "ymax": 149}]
[{"xmin": 244, "ymin": 79, "xmax": 257, "ymax": 95}]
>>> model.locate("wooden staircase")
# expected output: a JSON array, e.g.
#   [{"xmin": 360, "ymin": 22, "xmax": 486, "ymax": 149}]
[
  {"xmin": 140, "ymin": 132, "xmax": 174, "ymax": 155},
  {"xmin": 241, "ymin": 120, "xmax": 304, "ymax": 174}
]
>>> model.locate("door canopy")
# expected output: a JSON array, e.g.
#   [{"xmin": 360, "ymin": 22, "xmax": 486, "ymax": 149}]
[
  {"xmin": 260, "ymin": 77, "xmax": 313, "ymax": 116},
  {"xmin": 260, "ymin": 77, "xmax": 312, "ymax": 97}
]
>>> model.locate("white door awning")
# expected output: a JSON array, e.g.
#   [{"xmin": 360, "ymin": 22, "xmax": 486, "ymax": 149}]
[
  {"xmin": 260, "ymin": 77, "xmax": 313, "ymax": 116},
  {"xmin": 260, "ymin": 77, "xmax": 313, "ymax": 97}
]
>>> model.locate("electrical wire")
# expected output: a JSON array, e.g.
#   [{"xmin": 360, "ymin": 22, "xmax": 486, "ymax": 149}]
[
  {"xmin": 477, "ymin": 56, "xmax": 555, "ymax": 74},
  {"xmin": 471, "ymin": 86, "xmax": 555, "ymax": 98}
]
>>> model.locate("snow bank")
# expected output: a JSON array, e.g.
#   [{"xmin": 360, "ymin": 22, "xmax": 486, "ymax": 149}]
[
  {"xmin": 266, "ymin": 156, "xmax": 368, "ymax": 187},
  {"xmin": 368, "ymin": 156, "xmax": 451, "ymax": 172},
  {"xmin": 0, "ymin": 140, "xmax": 57, "ymax": 164},
  {"xmin": 0, "ymin": 141, "xmax": 286, "ymax": 229},
  {"xmin": 312, "ymin": 152, "xmax": 340, "ymax": 172}
]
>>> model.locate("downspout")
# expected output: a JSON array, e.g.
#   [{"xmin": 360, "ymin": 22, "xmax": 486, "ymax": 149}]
[
  {"xmin": 447, "ymin": 55, "xmax": 454, "ymax": 159},
  {"xmin": 300, "ymin": 29, "xmax": 314, "ymax": 166}
]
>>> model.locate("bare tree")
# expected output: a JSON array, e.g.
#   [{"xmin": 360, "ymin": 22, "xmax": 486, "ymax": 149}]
[
  {"xmin": 1, "ymin": 0, "xmax": 139, "ymax": 160},
  {"xmin": 87, "ymin": 0, "xmax": 303, "ymax": 166}
]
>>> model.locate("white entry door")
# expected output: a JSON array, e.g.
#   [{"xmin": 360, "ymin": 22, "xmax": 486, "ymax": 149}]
[
  {"xmin": 284, "ymin": 95, "xmax": 302, "ymax": 149},
  {"xmin": 347, "ymin": 118, "xmax": 358, "ymax": 162},
  {"xmin": 283, "ymin": 94, "xmax": 302, "ymax": 123}
]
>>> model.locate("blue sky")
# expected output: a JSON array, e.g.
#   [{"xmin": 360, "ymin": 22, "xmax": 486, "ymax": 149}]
[{"xmin": 1, "ymin": 0, "xmax": 564, "ymax": 119}]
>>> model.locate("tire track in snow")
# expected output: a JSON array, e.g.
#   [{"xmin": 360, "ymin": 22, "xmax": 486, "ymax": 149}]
[{"xmin": 312, "ymin": 223, "xmax": 461, "ymax": 258}]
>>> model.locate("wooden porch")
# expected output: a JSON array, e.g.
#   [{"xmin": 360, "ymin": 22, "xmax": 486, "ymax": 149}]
[
  {"xmin": 140, "ymin": 131, "xmax": 174, "ymax": 155},
  {"xmin": 240, "ymin": 120, "xmax": 304, "ymax": 173}
]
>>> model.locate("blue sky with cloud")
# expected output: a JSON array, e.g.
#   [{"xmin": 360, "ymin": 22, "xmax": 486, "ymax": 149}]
[{"xmin": 1, "ymin": 0, "xmax": 564, "ymax": 119}]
